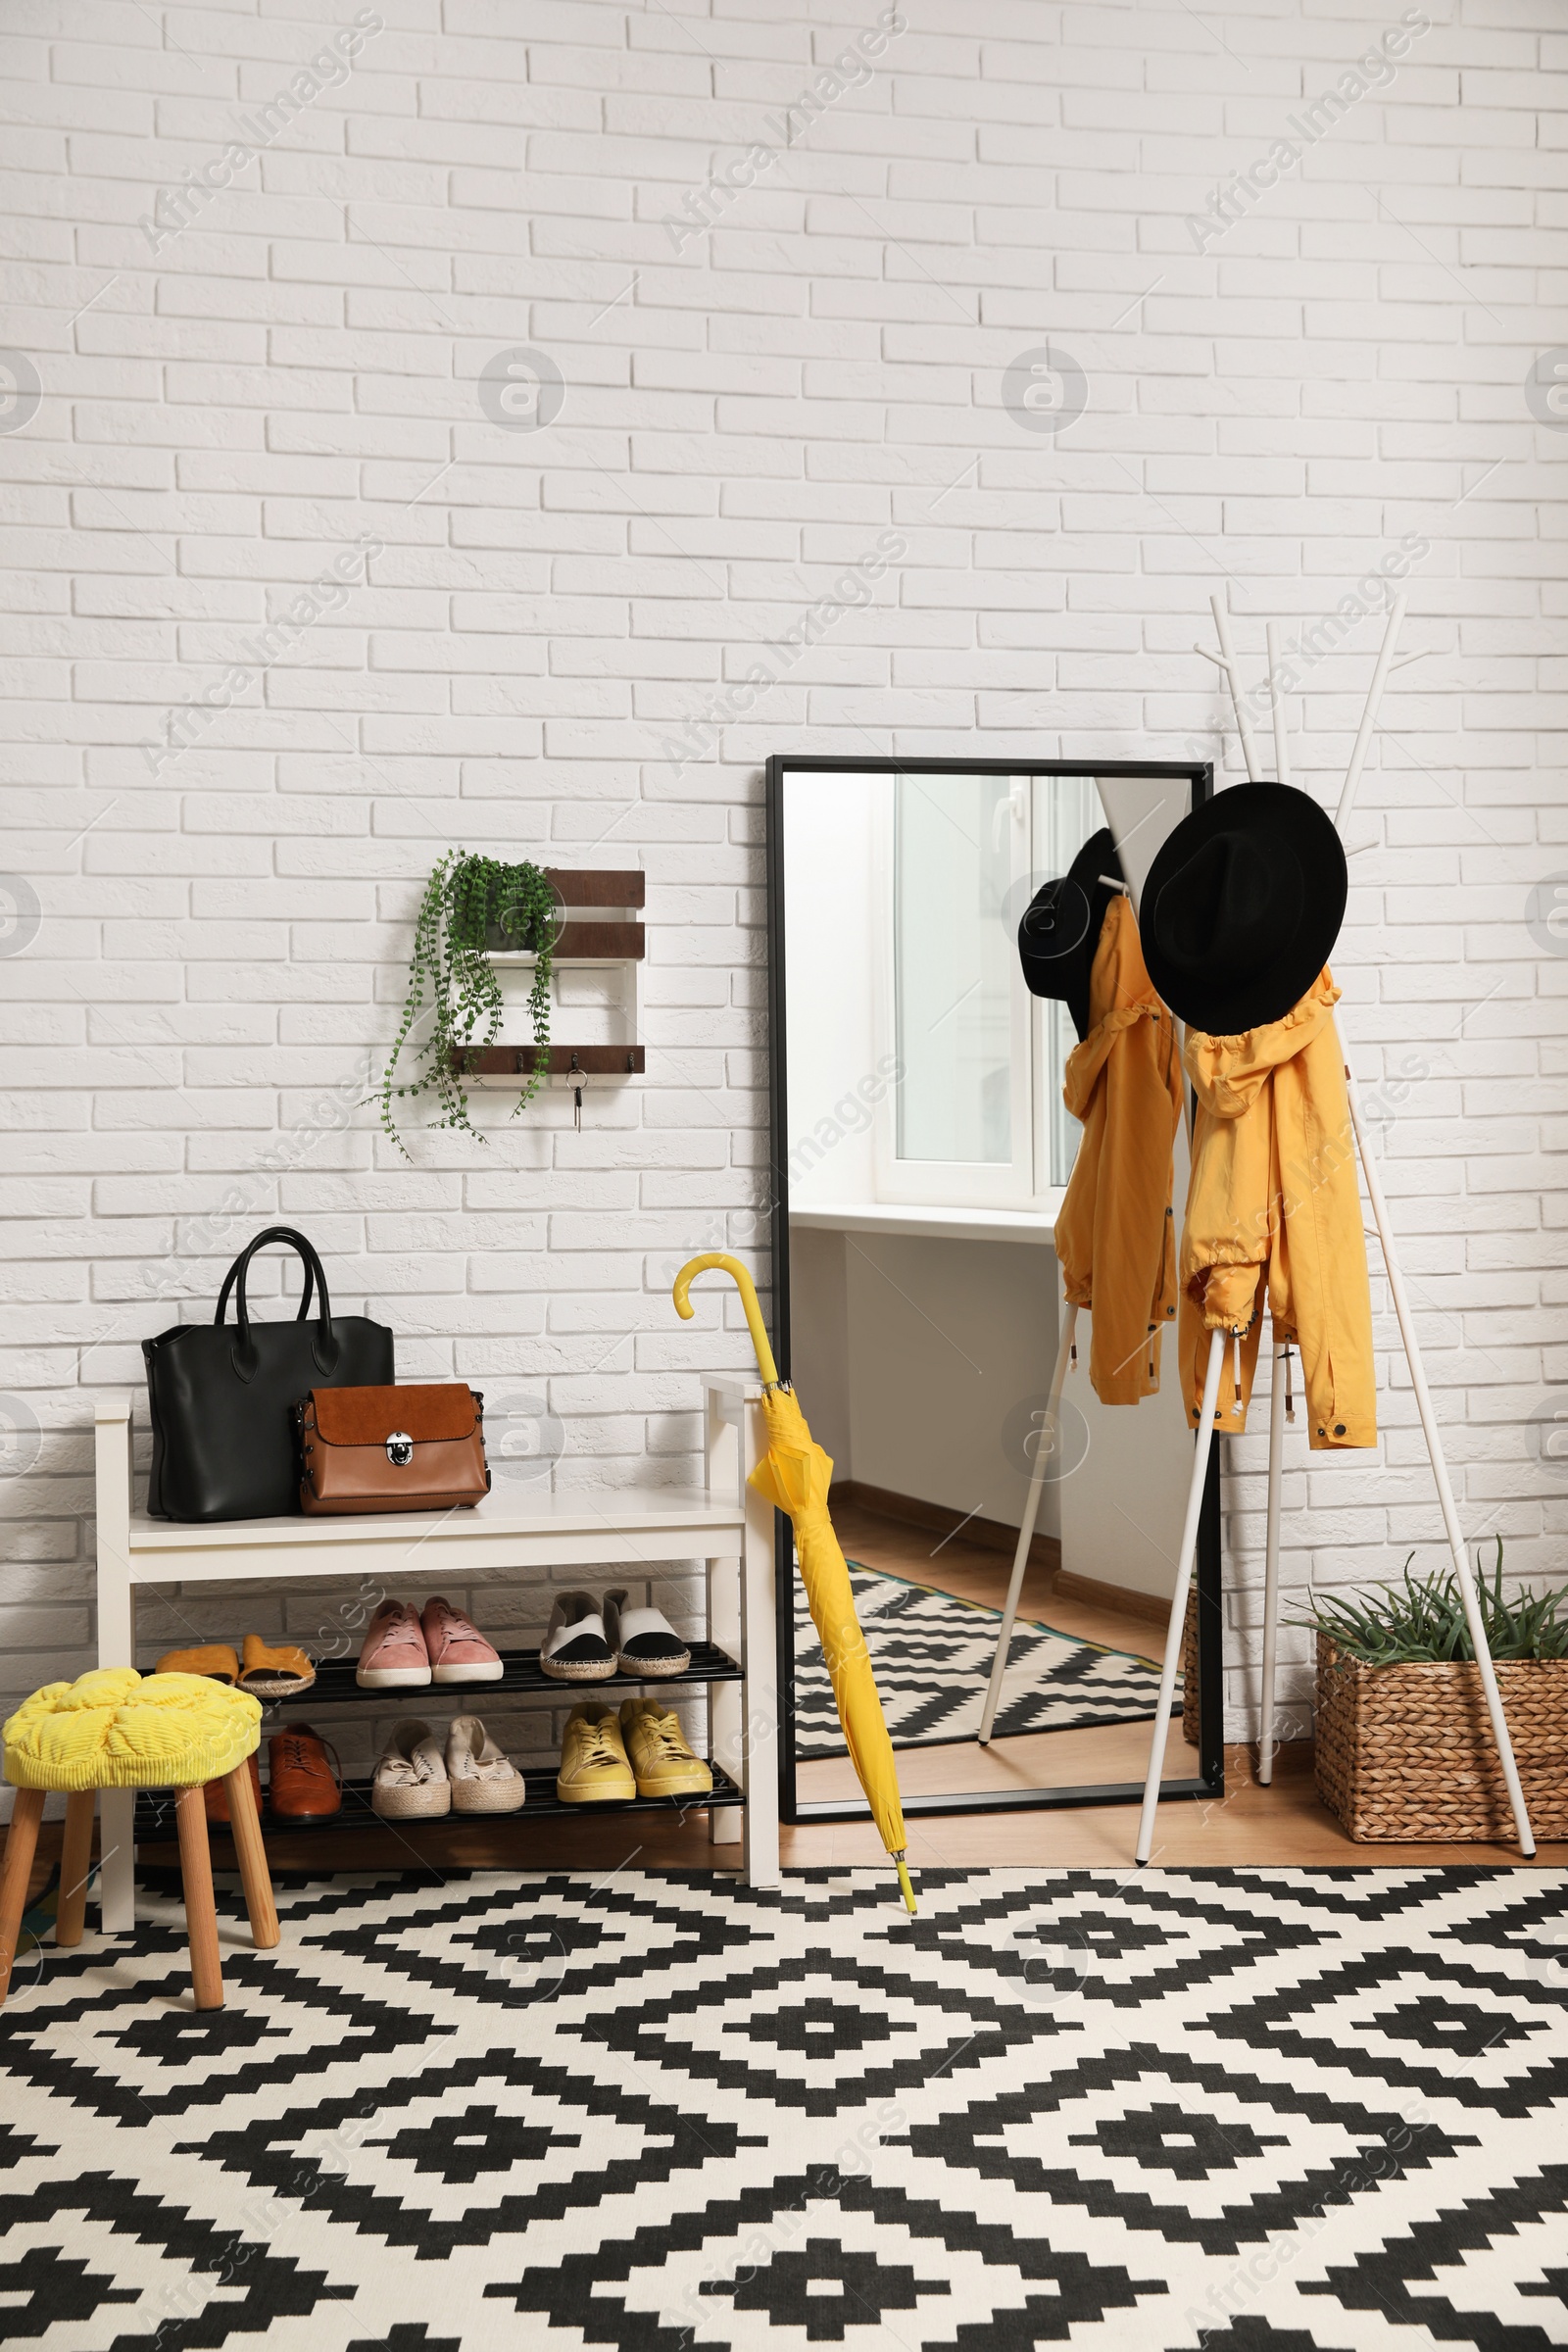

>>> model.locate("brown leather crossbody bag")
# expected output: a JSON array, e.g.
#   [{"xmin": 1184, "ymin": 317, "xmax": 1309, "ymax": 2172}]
[{"xmin": 294, "ymin": 1384, "xmax": 491, "ymax": 1515}]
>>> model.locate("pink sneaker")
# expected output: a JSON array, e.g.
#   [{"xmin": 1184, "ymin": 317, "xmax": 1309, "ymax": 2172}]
[
  {"xmin": 356, "ymin": 1599, "xmax": 431, "ymax": 1689},
  {"xmin": 421, "ymin": 1595, "xmax": 503, "ymax": 1685}
]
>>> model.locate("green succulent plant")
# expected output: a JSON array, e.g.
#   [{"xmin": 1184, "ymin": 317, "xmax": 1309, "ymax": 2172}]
[
  {"xmin": 1298, "ymin": 1539, "xmax": 1568, "ymax": 1666},
  {"xmin": 379, "ymin": 850, "xmax": 559, "ymax": 1156}
]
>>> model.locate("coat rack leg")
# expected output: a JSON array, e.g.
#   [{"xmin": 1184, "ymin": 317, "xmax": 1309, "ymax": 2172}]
[
  {"xmin": 979, "ymin": 1302, "xmax": 1077, "ymax": 1745},
  {"xmin": 1343, "ymin": 1056, "xmax": 1536, "ymax": 1856},
  {"xmin": 1266, "ymin": 621, "xmax": 1290, "ymax": 788},
  {"xmin": 1136, "ymin": 1328, "xmax": 1226, "ymax": 1864},
  {"xmin": 1258, "ymin": 1344, "xmax": 1287, "ymax": 1786},
  {"xmin": 1334, "ymin": 592, "xmax": 1405, "ymax": 835},
  {"xmin": 1210, "ymin": 594, "xmax": 1262, "ymax": 783}
]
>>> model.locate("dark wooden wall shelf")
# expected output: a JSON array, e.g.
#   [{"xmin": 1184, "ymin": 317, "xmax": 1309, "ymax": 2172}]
[
  {"xmin": 545, "ymin": 867, "xmax": 645, "ymax": 908},
  {"xmin": 549, "ymin": 920, "xmax": 645, "ymax": 960},
  {"xmin": 454, "ymin": 1045, "xmax": 647, "ymax": 1076},
  {"xmin": 488, "ymin": 922, "xmax": 643, "ymax": 961}
]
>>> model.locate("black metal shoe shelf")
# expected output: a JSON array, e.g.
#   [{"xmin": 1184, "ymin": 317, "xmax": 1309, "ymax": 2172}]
[{"xmin": 133, "ymin": 1642, "xmax": 747, "ymax": 1840}]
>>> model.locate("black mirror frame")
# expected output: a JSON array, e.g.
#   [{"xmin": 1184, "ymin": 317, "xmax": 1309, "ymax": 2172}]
[{"xmin": 763, "ymin": 755, "xmax": 1223, "ymax": 1830}]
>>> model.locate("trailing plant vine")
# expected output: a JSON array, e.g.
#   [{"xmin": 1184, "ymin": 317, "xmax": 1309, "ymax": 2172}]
[{"xmin": 379, "ymin": 850, "xmax": 559, "ymax": 1155}]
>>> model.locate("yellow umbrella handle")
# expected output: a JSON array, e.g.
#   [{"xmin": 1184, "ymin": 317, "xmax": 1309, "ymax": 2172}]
[{"xmin": 671, "ymin": 1253, "xmax": 781, "ymax": 1390}]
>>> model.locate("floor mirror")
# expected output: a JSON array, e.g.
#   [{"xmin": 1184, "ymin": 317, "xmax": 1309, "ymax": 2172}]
[{"xmin": 764, "ymin": 758, "xmax": 1222, "ymax": 1828}]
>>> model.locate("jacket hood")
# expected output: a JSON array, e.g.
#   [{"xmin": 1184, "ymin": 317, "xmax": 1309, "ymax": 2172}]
[{"xmin": 1181, "ymin": 968, "xmax": 1341, "ymax": 1120}]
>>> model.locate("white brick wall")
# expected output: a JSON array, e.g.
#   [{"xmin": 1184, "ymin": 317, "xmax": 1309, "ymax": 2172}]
[{"xmin": 1, "ymin": 0, "xmax": 1563, "ymax": 1787}]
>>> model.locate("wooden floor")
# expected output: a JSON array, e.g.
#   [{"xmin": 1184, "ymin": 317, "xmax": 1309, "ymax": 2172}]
[{"xmin": 7, "ymin": 1502, "xmax": 1562, "ymax": 1902}]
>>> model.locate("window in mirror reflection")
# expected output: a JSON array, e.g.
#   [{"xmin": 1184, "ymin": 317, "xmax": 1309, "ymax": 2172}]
[
  {"xmin": 780, "ymin": 766, "xmax": 1125, "ymax": 1217},
  {"xmin": 888, "ymin": 771, "xmax": 1101, "ymax": 1193},
  {"xmin": 1044, "ymin": 774, "xmax": 1100, "ymax": 1189},
  {"xmin": 894, "ymin": 774, "xmax": 1015, "ymax": 1166}
]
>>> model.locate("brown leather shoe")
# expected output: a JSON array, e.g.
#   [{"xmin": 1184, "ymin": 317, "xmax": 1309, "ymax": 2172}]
[
  {"xmin": 266, "ymin": 1725, "xmax": 342, "ymax": 1822},
  {"xmin": 204, "ymin": 1749, "xmax": 262, "ymax": 1827}
]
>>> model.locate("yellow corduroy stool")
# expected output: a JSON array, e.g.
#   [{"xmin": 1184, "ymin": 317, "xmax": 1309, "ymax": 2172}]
[{"xmin": 0, "ymin": 1669, "xmax": 280, "ymax": 2011}]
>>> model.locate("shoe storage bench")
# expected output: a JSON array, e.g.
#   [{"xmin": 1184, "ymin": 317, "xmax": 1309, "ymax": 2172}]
[{"xmin": 94, "ymin": 1379, "xmax": 780, "ymax": 1931}]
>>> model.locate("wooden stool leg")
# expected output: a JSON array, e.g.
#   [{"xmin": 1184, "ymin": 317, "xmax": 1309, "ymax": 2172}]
[
  {"xmin": 173, "ymin": 1786, "xmax": 222, "ymax": 2011},
  {"xmin": 55, "ymin": 1791, "xmax": 96, "ymax": 1948},
  {"xmin": 0, "ymin": 1788, "xmax": 47, "ymax": 2006},
  {"xmin": 222, "ymin": 1762, "xmax": 278, "ymax": 1951}
]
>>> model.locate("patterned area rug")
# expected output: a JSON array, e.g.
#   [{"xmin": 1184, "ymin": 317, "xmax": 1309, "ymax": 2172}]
[
  {"xmin": 793, "ymin": 1562, "xmax": 1175, "ymax": 1755},
  {"xmin": 1, "ymin": 1867, "xmax": 1565, "ymax": 2349}
]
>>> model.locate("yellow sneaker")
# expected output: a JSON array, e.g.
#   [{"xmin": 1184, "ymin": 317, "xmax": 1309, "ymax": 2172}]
[
  {"xmin": 619, "ymin": 1699, "xmax": 712, "ymax": 1798},
  {"xmin": 556, "ymin": 1706, "xmax": 636, "ymax": 1804}
]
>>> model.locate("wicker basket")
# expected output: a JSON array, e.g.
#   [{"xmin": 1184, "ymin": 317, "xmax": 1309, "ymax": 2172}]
[{"xmin": 1313, "ymin": 1633, "xmax": 1568, "ymax": 1842}]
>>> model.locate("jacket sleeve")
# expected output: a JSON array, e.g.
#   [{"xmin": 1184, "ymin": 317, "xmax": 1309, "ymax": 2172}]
[
  {"xmin": 1054, "ymin": 1029, "xmax": 1108, "ymax": 1312},
  {"xmin": 1269, "ymin": 1014, "xmax": 1377, "ymax": 1449},
  {"xmin": 1177, "ymin": 1036, "xmax": 1273, "ymax": 1433},
  {"xmin": 1058, "ymin": 896, "xmax": 1182, "ymax": 1404}
]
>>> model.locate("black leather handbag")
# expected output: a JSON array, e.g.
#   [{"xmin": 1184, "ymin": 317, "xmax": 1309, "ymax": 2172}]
[{"xmin": 142, "ymin": 1228, "xmax": 395, "ymax": 1522}]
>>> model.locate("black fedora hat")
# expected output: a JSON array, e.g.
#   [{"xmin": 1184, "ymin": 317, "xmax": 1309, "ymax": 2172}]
[
  {"xmin": 1016, "ymin": 827, "xmax": 1123, "ymax": 1042},
  {"xmin": 1139, "ymin": 782, "xmax": 1347, "ymax": 1035}
]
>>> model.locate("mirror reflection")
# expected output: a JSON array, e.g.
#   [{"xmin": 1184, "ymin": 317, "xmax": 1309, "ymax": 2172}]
[{"xmin": 777, "ymin": 762, "xmax": 1211, "ymax": 1816}]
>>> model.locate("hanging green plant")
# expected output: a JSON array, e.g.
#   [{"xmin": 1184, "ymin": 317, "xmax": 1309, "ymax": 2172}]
[{"xmin": 379, "ymin": 850, "xmax": 560, "ymax": 1156}]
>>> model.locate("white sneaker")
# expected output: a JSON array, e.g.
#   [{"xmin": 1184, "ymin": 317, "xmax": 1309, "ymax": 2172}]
[
  {"xmin": 371, "ymin": 1720, "xmax": 450, "ymax": 1819},
  {"xmin": 539, "ymin": 1591, "xmax": 617, "ymax": 1682},
  {"xmin": 604, "ymin": 1588, "xmax": 690, "ymax": 1678},
  {"xmin": 446, "ymin": 1715, "xmax": 525, "ymax": 1814}
]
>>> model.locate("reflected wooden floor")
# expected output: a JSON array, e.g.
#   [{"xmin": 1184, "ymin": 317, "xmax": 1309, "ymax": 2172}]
[
  {"xmin": 806, "ymin": 1490, "xmax": 1186, "ymax": 1806},
  {"xmin": 828, "ymin": 1490, "xmax": 1169, "ymax": 1651}
]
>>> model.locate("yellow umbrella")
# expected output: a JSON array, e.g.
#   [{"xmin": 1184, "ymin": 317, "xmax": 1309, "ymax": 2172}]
[{"xmin": 671, "ymin": 1252, "xmax": 916, "ymax": 1914}]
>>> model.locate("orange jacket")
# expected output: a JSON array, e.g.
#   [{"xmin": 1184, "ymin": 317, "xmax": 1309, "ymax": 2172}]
[
  {"xmin": 1177, "ymin": 968, "xmax": 1376, "ymax": 1449},
  {"xmin": 1055, "ymin": 893, "xmax": 1182, "ymax": 1404}
]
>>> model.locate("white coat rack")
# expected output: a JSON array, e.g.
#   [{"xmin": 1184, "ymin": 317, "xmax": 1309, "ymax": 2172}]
[{"xmin": 1134, "ymin": 592, "xmax": 1536, "ymax": 1861}]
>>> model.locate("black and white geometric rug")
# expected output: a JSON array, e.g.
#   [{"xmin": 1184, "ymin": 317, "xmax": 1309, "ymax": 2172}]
[
  {"xmin": 794, "ymin": 1563, "xmax": 1175, "ymax": 1755},
  {"xmin": 3, "ymin": 1865, "xmax": 1565, "ymax": 2348}
]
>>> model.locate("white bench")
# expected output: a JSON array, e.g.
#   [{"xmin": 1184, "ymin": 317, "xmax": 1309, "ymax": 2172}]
[{"xmin": 93, "ymin": 1377, "xmax": 779, "ymax": 1928}]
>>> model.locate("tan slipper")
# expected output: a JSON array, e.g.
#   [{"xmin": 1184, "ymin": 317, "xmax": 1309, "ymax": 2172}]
[
  {"xmin": 446, "ymin": 1715, "xmax": 525, "ymax": 1815},
  {"xmin": 237, "ymin": 1634, "xmax": 317, "ymax": 1698},
  {"xmin": 154, "ymin": 1642, "xmax": 239, "ymax": 1685},
  {"xmin": 371, "ymin": 1720, "xmax": 450, "ymax": 1820}
]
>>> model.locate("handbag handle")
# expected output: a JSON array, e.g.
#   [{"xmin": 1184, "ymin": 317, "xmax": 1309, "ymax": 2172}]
[
  {"xmin": 216, "ymin": 1246, "xmax": 315, "ymax": 1328},
  {"xmin": 215, "ymin": 1228, "xmax": 339, "ymax": 1384}
]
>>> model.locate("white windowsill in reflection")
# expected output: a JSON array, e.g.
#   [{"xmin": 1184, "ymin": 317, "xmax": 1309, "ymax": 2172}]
[{"xmin": 789, "ymin": 1197, "xmax": 1062, "ymax": 1246}]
